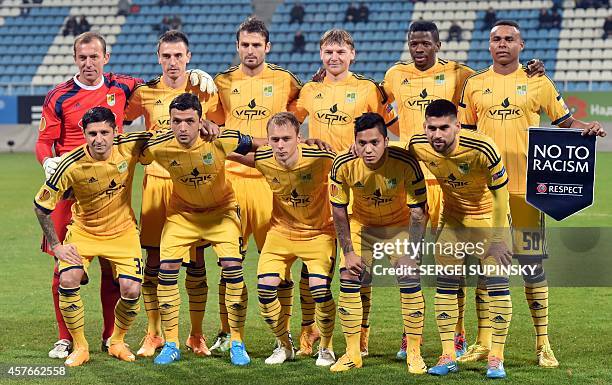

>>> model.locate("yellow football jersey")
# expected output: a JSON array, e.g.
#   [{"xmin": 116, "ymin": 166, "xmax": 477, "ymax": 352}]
[
  {"xmin": 254, "ymin": 144, "xmax": 336, "ymax": 240},
  {"xmin": 140, "ymin": 129, "xmax": 250, "ymax": 212},
  {"xmin": 209, "ymin": 63, "xmax": 302, "ymax": 177},
  {"xmin": 329, "ymin": 146, "xmax": 427, "ymax": 227},
  {"xmin": 382, "ymin": 58, "xmax": 474, "ymax": 142},
  {"xmin": 34, "ymin": 131, "xmax": 151, "ymax": 237},
  {"xmin": 408, "ymin": 129, "xmax": 508, "ymax": 217},
  {"xmin": 124, "ymin": 76, "xmax": 219, "ymax": 178},
  {"xmin": 458, "ymin": 65, "xmax": 571, "ymax": 194},
  {"xmin": 295, "ymin": 72, "xmax": 398, "ymax": 152}
]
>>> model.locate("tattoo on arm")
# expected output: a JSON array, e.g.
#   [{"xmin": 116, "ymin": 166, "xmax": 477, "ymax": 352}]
[
  {"xmin": 35, "ymin": 206, "xmax": 60, "ymax": 250},
  {"xmin": 332, "ymin": 206, "xmax": 353, "ymax": 254},
  {"xmin": 408, "ymin": 206, "xmax": 427, "ymax": 249}
]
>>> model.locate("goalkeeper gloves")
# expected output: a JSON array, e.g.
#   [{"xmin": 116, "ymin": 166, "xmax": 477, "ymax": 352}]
[
  {"xmin": 43, "ymin": 156, "xmax": 61, "ymax": 179},
  {"xmin": 188, "ymin": 69, "xmax": 217, "ymax": 95}
]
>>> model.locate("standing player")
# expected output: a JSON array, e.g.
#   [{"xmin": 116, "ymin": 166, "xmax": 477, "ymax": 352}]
[
  {"xmin": 329, "ymin": 112, "xmax": 428, "ymax": 373},
  {"xmin": 34, "ymin": 107, "xmax": 151, "ymax": 366},
  {"xmin": 458, "ymin": 20, "xmax": 606, "ymax": 368},
  {"xmin": 409, "ymin": 99, "xmax": 513, "ymax": 379},
  {"xmin": 249, "ymin": 112, "xmax": 337, "ymax": 366},
  {"xmin": 207, "ymin": 16, "xmax": 306, "ymax": 353},
  {"xmin": 141, "ymin": 93, "xmax": 262, "ymax": 366},
  {"xmin": 123, "ymin": 30, "xmax": 218, "ymax": 358},
  {"xmin": 383, "ymin": 21, "xmax": 546, "ymax": 360},
  {"xmin": 294, "ymin": 28, "xmax": 397, "ymax": 357}
]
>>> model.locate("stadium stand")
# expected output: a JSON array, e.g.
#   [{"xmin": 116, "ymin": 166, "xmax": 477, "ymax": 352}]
[{"xmin": 0, "ymin": 0, "xmax": 610, "ymax": 95}]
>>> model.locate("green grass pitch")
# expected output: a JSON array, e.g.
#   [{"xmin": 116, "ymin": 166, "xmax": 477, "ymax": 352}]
[{"xmin": 0, "ymin": 152, "xmax": 610, "ymax": 385}]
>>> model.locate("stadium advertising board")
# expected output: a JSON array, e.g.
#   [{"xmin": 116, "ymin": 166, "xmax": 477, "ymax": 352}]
[
  {"xmin": 564, "ymin": 92, "xmax": 612, "ymax": 122},
  {"xmin": 526, "ymin": 127, "xmax": 596, "ymax": 220}
]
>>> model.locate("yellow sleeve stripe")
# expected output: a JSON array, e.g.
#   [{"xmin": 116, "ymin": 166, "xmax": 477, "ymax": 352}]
[
  {"xmin": 330, "ymin": 152, "xmax": 356, "ymax": 180},
  {"xmin": 459, "ymin": 136, "xmax": 500, "ymax": 164},
  {"xmin": 47, "ymin": 148, "xmax": 86, "ymax": 188},
  {"xmin": 142, "ymin": 131, "xmax": 174, "ymax": 150}
]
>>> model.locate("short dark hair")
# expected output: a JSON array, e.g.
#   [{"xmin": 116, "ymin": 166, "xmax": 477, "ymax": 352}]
[
  {"xmin": 494, "ymin": 20, "xmax": 521, "ymax": 31},
  {"xmin": 157, "ymin": 30, "xmax": 190, "ymax": 52},
  {"xmin": 424, "ymin": 99, "xmax": 457, "ymax": 120},
  {"xmin": 81, "ymin": 106, "xmax": 116, "ymax": 131},
  {"xmin": 267, "ymin": 112, "xmax": 300, "ymax": 134},
  {"xmin": 73, "ymin": 31, "xmax": 107, "ymax": 55},
  {"xmin": 169, "ymin": 93, "xmax": 202, "ymax": 119},
  {"xmin": 408, "ymin": 21, "xmax": 439, "ymax": 42},
  {"xmin": 354, "ymin": 112, "xmax": 387, "ymax": 138},
  {"xmin": 236, "ymin": 16, "xmax": 269, "ymax": 44}
]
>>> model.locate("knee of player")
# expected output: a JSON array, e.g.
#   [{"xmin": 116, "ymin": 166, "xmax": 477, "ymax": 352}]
[
  {"xmin": 309, "ymin": 282, "xmax": 333, "ymax": 303},
  {"xmin": 59, "ymin": 268, "xmax": 84, "ymax": 288},
  {"xmin": 119, "ymin": 279, "xmax": 141, "ymax": 299},
  {"xmin": 257, "ymin": 283, "xmax": 279, "ymax": 305},
  {"xmin": 339, "ymin": 267, "xmax": 359, "ymax": 281},
  {"xmin": 219, "ymin": 258, "xmax": 242, "ymax": 269}
]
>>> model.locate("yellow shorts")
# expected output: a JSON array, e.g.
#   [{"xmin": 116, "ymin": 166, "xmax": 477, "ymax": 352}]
[
  {"xmin": 258, "ymin": 230, "xmax": 336, "ymax": 281},
  {"xmin": 227, "ymin": 172, "xmax": 272, "ymax": 252},
  {"xmin": 508, "ymin": 194, "xmax": 547, "ymax": 259},
  {"xmin": 338, "ymin": 221, "xmax": 414, "ymax": 274},
  {"xmin": 160, "ymin": 205, "xmax": 243, "ymax": 263},
  {"xmin": 435, "ymin": 211, "xmax": 511, "ymax": 272},
  {"xmin": 140, "ymin": 174, "xmax": 172, "ymax": 249},
  {"xmin": 426, "ymin": 179, "xmax": 442, "ymax": 233},
  {"xmin": 60, "ymin": 225, "xmax": 143, "ymax": 282}
]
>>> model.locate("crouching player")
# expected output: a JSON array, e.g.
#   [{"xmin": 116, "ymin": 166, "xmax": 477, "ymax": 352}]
[
  {"xmin": 237, "ymin": 112, "xmax": 337, "ymax": 366},
  {"xmin": 329, "ymin": 112, "xmax": 428, "ymax": 373},
  {"xmin": 33, "ymin": 107, "xmax": 150, "ymax": 366},
  {"xmin": 140, "ymin": 93, "xmax": 264, "ymax": 366},
  {"xmin": 408, "ymin": 99, "xmax": 513, "ymax": 379}
]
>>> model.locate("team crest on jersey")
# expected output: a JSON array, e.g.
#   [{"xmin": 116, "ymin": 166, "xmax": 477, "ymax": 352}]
[
  {"xmin": 486, "ymin": 97, "xmax": 524, "ymax": 121},
  {"xmin": 458, "ymin": 162, "xmax": 470, "ymax": 175},
  {"xmin": 117, "ymin": 160, "xmax": 128, "ymax": 173},
  {"xmin": 264, "ymin": 85, "xmax": 273, "ymax": 97},
  {"xmin": 444, "ymin": 173, "xmax": 469, "ymax": 188},
  {"xmin": 202, "ymin": 152, "xmax": 214, "ymax": 165},
  {"xmin": 39, "ymin": 117, "xmax": 46, "ymax": 132},
  {"xmin": 346, "ymin": 92, "xmax": 356, "ymax": 103},
  {"xmin": 106, "ymin": 93, "xmax": 116, "ymax": 107},
  {"xmin": 301, "ymin": 173, "xmax": 312, "ymax": 182},
  {"xmin": 38, "ymin": 188, "xmax": 51, "ymax": 202},
  {"xmin": 385, "ymin": 177, "xmax": 397, "ymax": 189},
  {"xmin": 434, "ymin": 74, "xmax": 445, "ymax": 85},
  {"xmin": 516, "ymin": 84, "xmax": 527, "ymax": 96}
]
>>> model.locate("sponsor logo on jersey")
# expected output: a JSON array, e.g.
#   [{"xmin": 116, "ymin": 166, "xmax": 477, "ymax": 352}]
[
  {"xmin": 232, "ymin": 88, "xmax": 240, "ymax": 95},
  {"xmin": 232, "ymin": 99, "xmax": 271, "ymax": 121},
  {"xmin": 271, "ymin": 177, "xmax": 280, "ymax": 184},
  {"xmin": 169, "ymin": 160, "xmax": 181, "ymax": 167},
  {"xmin": 155, "ymin": 99, "xmax": 163, "ymax": 105},
  {"xmin": 483, "ymin": 88, "xmax": 492, "ymax": 95},
  {"xmin": 492, "ymin": 315, "xmax": 506, "ymax": 323},
  {"xmin": 106, "ymin": 93, "xmax": 116, "ymax": 107},
  {"xmin": 314, "ymin": 93, "xmax": 323, "ymax": 99},
  {"xmin": 408, "ymin": 310, "xmax": 423, "ymax": 318},
  {"xmin": 404, "ymin": 89, "xmax": 440, "ymax": 112},
  {"xmin": 363, "ymin": 188, "xmax": 394, "ymax": 207},
  {"xmin": 282, "ymin": 188, "xmax": 311, "ymax": 207},
  {"xmin": 104, "ymin": 179, "xmax": 126, "ymax": 197},
  {"xmin": 486, "ymin": 97, "xmax": 524, "ymax": 121},
  {"xmin": 401, "ymin": 78, "xmax": 410, "ymax": 86},
  {"xmin": 179, "ymin": 167, "xmax": 213, "ymax": 187},
  {"xmin": 436, "ymin": 312, "xmax": 451, "ymax": 320},
  {"xmin": 314, "ymin": 104, "xmax": 350, "ymax": 126},
  {"xmin": 445, "ymin": 173, "xmax": 469, "ymax": 188},
  {"xmin": 353, "ymin": 181, "xmax": 364, "ymax": 188},
  {"xmin": 88, "ymin": 177, "xmax": 98, "ymax": 183}
]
